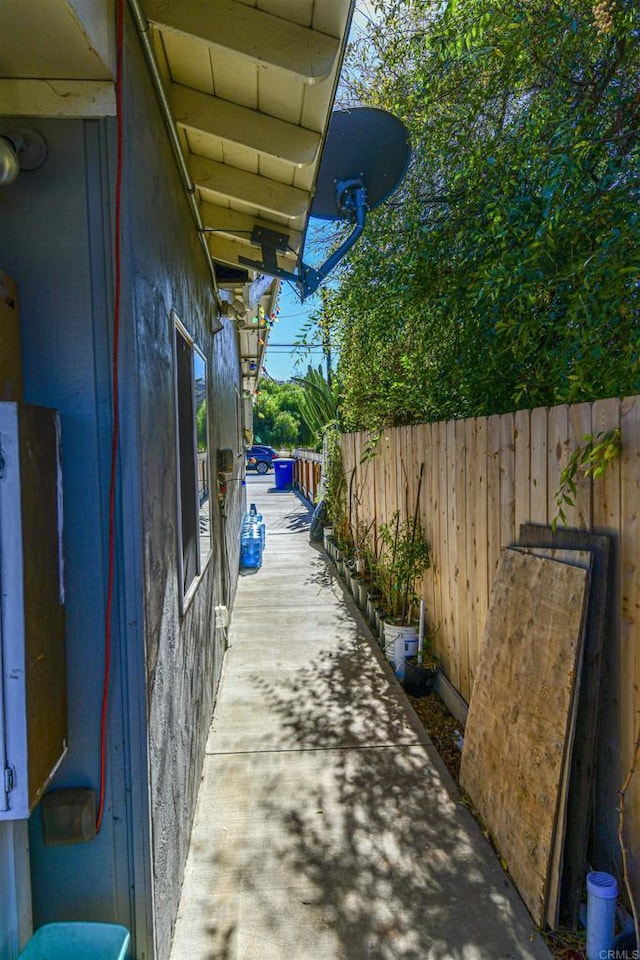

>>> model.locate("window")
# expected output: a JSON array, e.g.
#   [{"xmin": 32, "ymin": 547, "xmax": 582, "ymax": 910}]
[
  {"xmin": 235, "ymin": 385, "xmax": 243, "ymax": 456},
  {"xmin": 173, "ymin": 315, "xmax": 211, "ymax": 605}
]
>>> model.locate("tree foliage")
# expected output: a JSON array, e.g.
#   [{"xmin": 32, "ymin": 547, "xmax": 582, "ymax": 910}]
[
  {"xmin": 253, "ymin": 378, "xmax": 313, "ymax": 448},
  {"xmin": 329, "ymin": 0, "xmax": 640, "ymax": 429},
  {"xmin": 196, "ymin": 400, "xmax": 207, "ymax": 451},
  {"xmin": 292, "ymin": 364, "xmax": 340, "ymax": 447}
]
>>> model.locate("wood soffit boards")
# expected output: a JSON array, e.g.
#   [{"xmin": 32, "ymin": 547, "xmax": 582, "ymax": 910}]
[{"xmin": 147, "ymin": 0, "xmax": 354, "ymax": 332}]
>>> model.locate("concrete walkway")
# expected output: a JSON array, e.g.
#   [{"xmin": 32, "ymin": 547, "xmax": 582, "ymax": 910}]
[{"xmin": 169, "ymin": 476, "xmax": 552, "ymax": 960}]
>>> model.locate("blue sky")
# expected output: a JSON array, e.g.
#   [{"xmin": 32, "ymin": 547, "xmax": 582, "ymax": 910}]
[{"xmin": 262, "ymin": 283, "xmax": 325, "ymax": 382}]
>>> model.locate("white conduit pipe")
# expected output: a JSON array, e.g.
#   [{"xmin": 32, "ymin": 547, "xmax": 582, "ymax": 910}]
[{"xmin": 0, "ymin": 466, "xmax": 9, "ymax": 811}]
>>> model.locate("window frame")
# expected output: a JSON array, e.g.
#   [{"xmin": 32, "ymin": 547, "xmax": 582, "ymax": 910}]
[{"xmin": 172, "ymin": 313, "xmax": 211, "ymax": 612}]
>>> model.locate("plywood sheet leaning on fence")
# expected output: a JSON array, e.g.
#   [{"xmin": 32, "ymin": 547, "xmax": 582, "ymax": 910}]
[
  {"xmin": 459, "ymin": 547, "xmax": 590, "ymax": 927},
  {"xmin": 510, "ymin": 544, "xmax": 594, "ymax": 929},
  {"xmin": 517, "ymin": 525, "xmax": 611, "ymax": 929}
]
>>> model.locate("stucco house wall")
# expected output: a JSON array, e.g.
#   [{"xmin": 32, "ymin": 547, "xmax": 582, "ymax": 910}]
[
  {"xmin": 121, "ymin": 24, "xmax": 243, "ymax": 956},
  {"xmin": 0, "ymin": 13, "xmax": 245, "ymax": 958}
]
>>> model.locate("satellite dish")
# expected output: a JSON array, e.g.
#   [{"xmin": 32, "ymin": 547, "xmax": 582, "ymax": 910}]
[
  {"xmin": 238, "ymin": 107, "xmax": 411, "ymax": 299},
  {"xmin": 310, "ymin": 108, "xmax": 411, "ymax": 220}
]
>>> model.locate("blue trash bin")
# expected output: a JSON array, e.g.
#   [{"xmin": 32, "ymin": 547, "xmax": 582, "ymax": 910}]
[
  {"xmin": 273, "ymin": 457, "xmax": 294, "ymax": 490},
  {"xmin": 18, "ymin": 923, "xmax": 130, "ymax": 960}
]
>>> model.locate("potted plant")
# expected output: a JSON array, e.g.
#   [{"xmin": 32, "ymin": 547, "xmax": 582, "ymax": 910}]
[
  {"xmin": 403, "ymin": 653, "xmax": 437, "ymax": 696},
  {"xmin": 376, "ymin": 510, "xmax": 431, "ymax": 674},
  {"xmin": 350, "ymin": 520, "xmax": 376, "ymax": 610},
  {"xmin": 403, "ymin": 612, "xmax": 438, "ymax": 696}
]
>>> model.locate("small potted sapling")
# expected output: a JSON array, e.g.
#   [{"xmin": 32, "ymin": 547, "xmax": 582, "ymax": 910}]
[{"xmin": 377, "ymin": 511, "xmax": 431, "ymax": 676}]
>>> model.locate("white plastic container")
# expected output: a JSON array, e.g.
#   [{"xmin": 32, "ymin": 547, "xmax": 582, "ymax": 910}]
[
  {"xmin": 586, "ymin": 871, "xmax": 618, "ymax": 960},
  {"xmin": 383, "ymin": 622, "xmax": 418, "ymax": 679}
]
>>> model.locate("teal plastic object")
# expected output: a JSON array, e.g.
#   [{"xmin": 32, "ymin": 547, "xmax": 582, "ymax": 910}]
[{"xmin": 18, "ymin": 923, "xmax": 130, "ymax": 960}]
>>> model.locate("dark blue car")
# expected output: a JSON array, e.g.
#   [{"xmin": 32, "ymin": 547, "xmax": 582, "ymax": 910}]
[{"xmin": 246, "ymin": 445, "xmax": 279, "ymax": 474}]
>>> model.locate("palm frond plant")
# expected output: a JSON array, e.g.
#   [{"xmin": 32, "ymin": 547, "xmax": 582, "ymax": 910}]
[{"xmin": 291, "ymin": 364, "xmax": 338, "ymax": 449}]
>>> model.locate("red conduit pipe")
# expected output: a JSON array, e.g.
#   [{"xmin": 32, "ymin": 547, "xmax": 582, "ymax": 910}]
[{"xmin": 96, "ymin": 0, "xmax": 124, "ymax": 834}]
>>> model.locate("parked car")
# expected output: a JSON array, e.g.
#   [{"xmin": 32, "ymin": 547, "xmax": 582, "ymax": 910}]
[{"xmin": 246, "ymin": 445, "xmax": 280, "ymax": 474}]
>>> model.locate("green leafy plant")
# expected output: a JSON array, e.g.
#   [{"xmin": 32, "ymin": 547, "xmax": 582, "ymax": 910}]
[
  {"xmin": 291, "ymin": 364, "xmax": 339, "ymax": 448},
  {"xmin": 322, "ymin": 425, "xmax": 350, "ymax": 552},
  {"xmin": 376, "ymin": 511, "xmax": 431, "ymax": 623},
  {"xmin": 552, "ymin": 427, "xmax": 621, "ymax": 530},
  {"xmin": 328, "ymin": 0, "xmax": 640, "ymax": 430}
]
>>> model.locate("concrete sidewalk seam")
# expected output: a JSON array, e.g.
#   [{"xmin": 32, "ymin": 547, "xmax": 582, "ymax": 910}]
[{"xmin": 204, "ymin": 740, "xmax": 424, "ymax": 758}]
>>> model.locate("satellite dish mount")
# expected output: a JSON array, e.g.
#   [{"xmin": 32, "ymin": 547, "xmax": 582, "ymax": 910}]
[{"xmin": 238, "ymin": 109, "xmax": 410, "ymax": 300}]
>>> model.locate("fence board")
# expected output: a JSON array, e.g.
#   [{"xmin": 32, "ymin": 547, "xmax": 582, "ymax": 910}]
[
  {"xmin": 446, "ymin": 419, "xmax": 459, "ymax": 690},
  {"xmin": 359, "ymin": 433, "xmax": 372, "ymax": 545},
  {"xmin": 590, "ymin": 398, "xmax": 623, "ymax": 874},
  {"xmin": 473, "ymin": 418, "xmax": 489, "ymax": 680},
  {"xmin": 396, "ymin": 426, "xmax": 407, "ymax": 518},
  {"xmin": 382, "ymin": 430, "xmax": 394, "ymax": 521},
  {"xmin": 344, "ymin": 432, "xmax": 356, "ymax": 540},
  {"xmin": 568, "ymin": 402, "xmax": 593, "ymax": 529},
  {"xmin": 374, "ymin": 434, "xmax": 387, "ymax": 550},
  {"xmin": 336, "ymin": 393, "xmax": 639, "ymax": 922},
  {"xmin": 548, "ymin": 404, "xmax": 570, "ymax": 529},
  {"xmin": 487, "ymin": 414, "xmax": 502, "ymax": 588},
  {"xmin": 530, "ymin": 406, "xmax": 549, "ymax": 523},
  {"xmin": 361, "ymin": 432, "xmax": 376, "ymax": 543},
  {"xmin": 405, "ymin": 426, "xmax": 418, "ymax": 527},
  {"xmin": 454, "ymin": 419, "xmax": 469, "ymax": 699},
  {"xmin": 514, "ymin": 409, "xmax": 531, "ymax": 542},
  {"xmin": 420, "ymin": 423, "xmax": 437, "ymax": 642},
  {"xmin": 464, "ymin": 418, "xmax": 479, "ymax": 691},
  {"xmin": 500, "ymin": 412, "xmax": 516, "ymax": 549},
  {"xmin": 620, "ymin": 396, "xmax": 640, "ymax": 901},
  {"xmin": 352, "ymin": 432, "xmax": 366, "ymax": 545},
  {"xmin": 427, "ymin": 422, "xmax": 441, "ymax": 644},
  {"xmin": 437, "ymin": 421, "xmax": 452, "ymax": 675},
  {"xmin": 592, "ymin": 398, "xmax": 621, "ymax": 532}
]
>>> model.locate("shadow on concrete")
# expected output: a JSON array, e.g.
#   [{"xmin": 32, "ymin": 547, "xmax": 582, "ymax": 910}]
[
  {"xmin": 183, "ymin": 481, "xmax": 546, "ymax": 960},
  {"xmin": 203, "ymin": 646, "xmax": 543, "ymax": 958}
]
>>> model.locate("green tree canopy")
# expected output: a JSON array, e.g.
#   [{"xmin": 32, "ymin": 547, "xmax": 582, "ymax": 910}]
[
  {"xmin": 329, "ymin": 0, "xmax": 639, "ymax": 429},
  {"xmin": 253, "ymin": 378, "xmax": 314, "ymax": 448}
]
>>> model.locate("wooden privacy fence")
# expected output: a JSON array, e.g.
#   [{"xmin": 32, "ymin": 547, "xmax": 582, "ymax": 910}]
[
  {"xmin": 293, "ymin": 449, "xmax": 322, "ymax": 504},
  {"xmin": 342, "ymin": 395, "xmax": 640, "ymax": 892}
]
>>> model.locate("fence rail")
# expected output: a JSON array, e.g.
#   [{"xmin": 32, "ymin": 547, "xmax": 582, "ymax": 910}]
[
  {"xmin": 342, "ymin": 395, "xmax": 640, "ymax": 894},
  {"xmin": 293, "ymin": 449, "xmax": 322, "ymax": 504}
]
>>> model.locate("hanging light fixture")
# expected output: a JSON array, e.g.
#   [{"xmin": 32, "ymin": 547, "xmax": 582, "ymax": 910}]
[{"xmin": 0, "ymin": 128, "xmax": 47, "ymax": 186}]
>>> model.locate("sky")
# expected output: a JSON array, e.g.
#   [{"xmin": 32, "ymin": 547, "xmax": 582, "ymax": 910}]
[
  {"xmin": 262, "ymin": 1, "xmax": 378, "ymax": 383},
  {"xmin": 262, "ymin": 283, "xmax": 326, "ymax": 382}
]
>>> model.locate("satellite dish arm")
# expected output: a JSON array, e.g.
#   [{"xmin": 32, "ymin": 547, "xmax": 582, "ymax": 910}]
[
  {"xmin": 237, "ymin": 180, "xmax": 368, "ymax": 300},
  {"xmin": 297, "ymin": 180, "xmax": 367, "ymax": 300}
]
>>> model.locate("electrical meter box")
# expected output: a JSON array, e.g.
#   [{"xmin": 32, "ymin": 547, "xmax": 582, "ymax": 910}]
[{"xmin": 0, "ymin": 401, "xmax": 66, "ymax": 819}]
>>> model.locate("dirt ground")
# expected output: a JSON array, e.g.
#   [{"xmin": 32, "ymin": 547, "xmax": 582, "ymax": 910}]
[{"xmin": 407, "ymin": 691, "xmax": 588, "ymax": 960}]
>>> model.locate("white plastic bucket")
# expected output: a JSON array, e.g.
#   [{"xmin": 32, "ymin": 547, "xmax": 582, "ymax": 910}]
[{"xmin": 383, "ymin": 622, "xmax": 418, "ymax": 679}]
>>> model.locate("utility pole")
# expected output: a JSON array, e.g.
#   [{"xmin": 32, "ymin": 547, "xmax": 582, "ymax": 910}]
[{"xmin": 320, "ymin": 287, "xmax": 333, "ymax": 389}]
